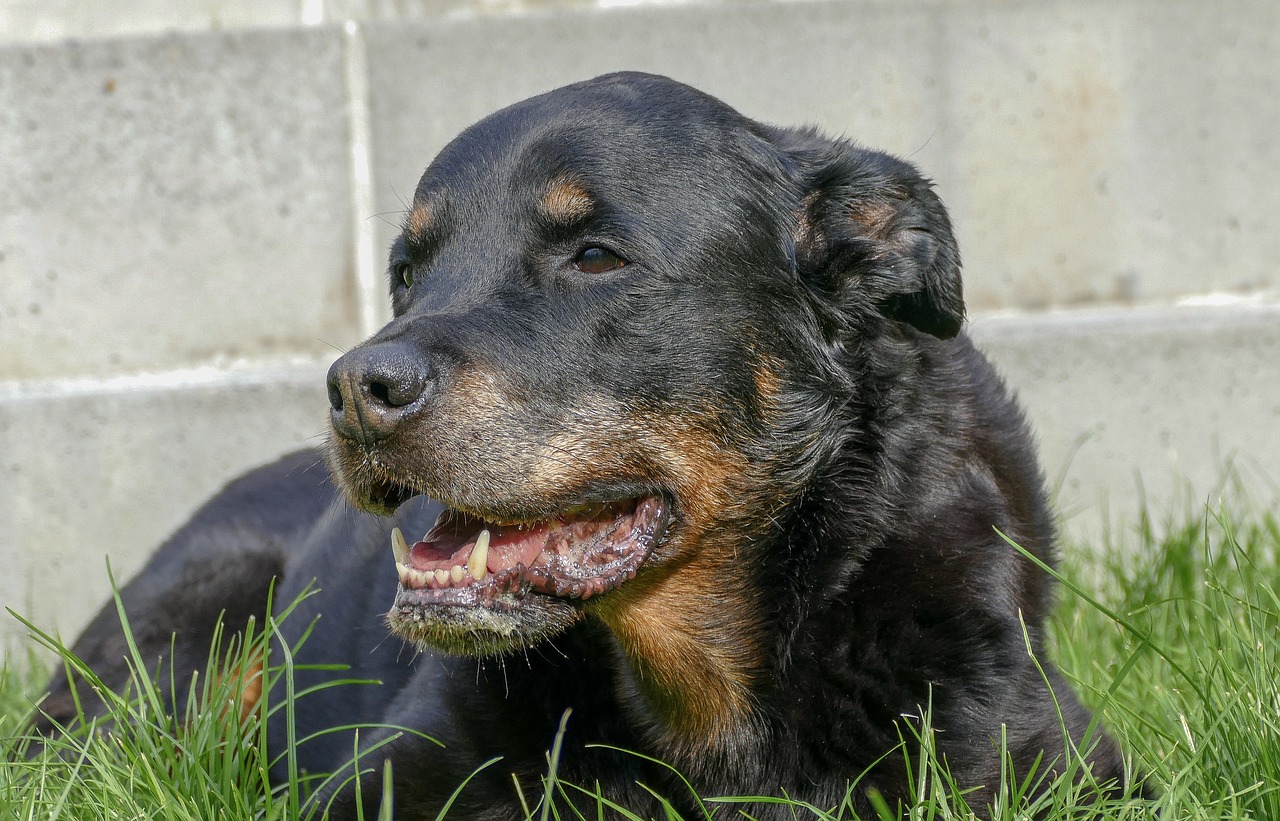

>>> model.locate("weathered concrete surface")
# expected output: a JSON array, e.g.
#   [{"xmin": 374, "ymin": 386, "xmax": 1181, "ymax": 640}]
[
  {"xmin": 0, "ymin": 29, "xmax": 364, "ymax": 380},
  {"xmin": 972, "ymin": 303, "xmax": 1280, "ymax": 546},
  {"xmin": 0, "ymin": 363, "xmax": 330, "ymax": 644}
]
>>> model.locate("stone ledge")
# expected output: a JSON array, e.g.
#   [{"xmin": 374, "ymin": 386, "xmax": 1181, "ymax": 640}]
[{"xmin": 0, "ymin": 28, "xmax": 364, "ymax": 380}]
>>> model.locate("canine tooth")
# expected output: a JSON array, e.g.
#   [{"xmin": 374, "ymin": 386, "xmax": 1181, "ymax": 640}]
[
  {"xmin": 469, "ymin": 529, "xmax": 490, "ymax": 581},
  {"xmin": 391, "ymin": 527, "xmax": 409, "ymax": 565},
  {"xmin": 396, "ymin": 562, "xmax": 411, "ymax": 586},
  {"xmin": 450, "ymin": 565, "xmax": 465, "ymax": 584}
]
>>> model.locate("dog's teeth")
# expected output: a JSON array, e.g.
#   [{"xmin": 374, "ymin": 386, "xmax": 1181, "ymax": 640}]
[
  {"xmin": 398, "ymin": 563, "xmax": 429, "ymax": 589},
  {"xmin": 391, "ymin": 527, "xmax": 409, "ymax": 565},
  {"xmin": 433, "ymin": 568, "xmax": 449, "ymax": 586},
  {"xmin": 450, "ymin": 565, "xmax": 465, "ymax": 584},
  {"xmin": 469, "ymin": 529, "xmax": 490, "ymax": 581}
]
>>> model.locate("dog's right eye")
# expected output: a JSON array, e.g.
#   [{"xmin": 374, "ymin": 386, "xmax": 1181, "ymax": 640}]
[
  {"xmin": 573, "ymin": 247, "xmax": 627, "ymax": 275},
  {"xmin": 394, "ymin": 263, "xmax": 414, "ymax": 289}
]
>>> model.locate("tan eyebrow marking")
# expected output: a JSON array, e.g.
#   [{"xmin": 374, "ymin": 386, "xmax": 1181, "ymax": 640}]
[
  {"xmin": 541, "ymin": 179, "xmax": 595, "ymax": 222},
  {"xmin": 407, "ymin": 201, "xmax": 433, "ymax": 237}
]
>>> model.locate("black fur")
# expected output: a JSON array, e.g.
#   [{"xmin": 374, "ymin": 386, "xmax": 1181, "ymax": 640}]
[{"xmin": 36, "ymin": 73, "xmax": 1136, "ymax": 817}]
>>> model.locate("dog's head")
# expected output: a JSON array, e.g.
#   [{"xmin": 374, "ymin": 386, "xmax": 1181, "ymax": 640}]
[{"xmin": 325, "ymin": 72, "xmax": 963, "ymax": 657}]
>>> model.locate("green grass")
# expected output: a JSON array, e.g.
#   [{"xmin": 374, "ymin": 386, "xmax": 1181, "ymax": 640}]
[
  {"xmin": 1049, "ymin": 503, "xmax": 1280, "ymax": 819},
  {"xmin": 3, "ymin": 500, "xmax": 1278, "ymax": 820}
]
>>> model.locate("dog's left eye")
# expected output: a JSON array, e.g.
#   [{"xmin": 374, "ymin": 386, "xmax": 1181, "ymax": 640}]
[
  {"xmin": 394, "ymin": 263, "xmax": 414, "ymax": 289},
  {"xmin": 574, "ymin": 246, "xmax": 627, "ymax": 274}
]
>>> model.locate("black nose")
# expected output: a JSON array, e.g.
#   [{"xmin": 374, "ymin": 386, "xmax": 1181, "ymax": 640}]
[{"xmin": 327, "ymin": 343, "xmax": 433, "ymax": 445}]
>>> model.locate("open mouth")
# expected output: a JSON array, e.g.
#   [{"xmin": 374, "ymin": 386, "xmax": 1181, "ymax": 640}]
[{"xmin": 390, "ymin": 496, "xmax": 666, "ymax": 608}]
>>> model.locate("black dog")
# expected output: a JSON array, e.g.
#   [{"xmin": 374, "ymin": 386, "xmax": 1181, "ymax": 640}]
[{"xmin": 36, "ymin": 72, "xmax": 1135, "ymax": 817}]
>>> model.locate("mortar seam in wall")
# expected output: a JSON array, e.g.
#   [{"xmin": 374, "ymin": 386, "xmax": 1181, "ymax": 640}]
[
  {"xmin": 0, "ymin": 360, "xmax": 330, "ymax": 402},
  {"xmin": 968, "ymin": 299, "xmax": 1280, "ymax": 336},
  {"xmin": 343, "ymin": 20, "xmax": 382, "ymax": 340}
]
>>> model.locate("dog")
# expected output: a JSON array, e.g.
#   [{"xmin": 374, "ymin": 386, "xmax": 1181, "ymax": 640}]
[{"xmin": 34, "ymin": 72, "xmax": 1137, "ymax": 817}]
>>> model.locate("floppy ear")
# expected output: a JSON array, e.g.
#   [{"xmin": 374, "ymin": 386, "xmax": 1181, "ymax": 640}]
[{"xmin": 784, "ymin": 131, "xmax": 965, "ymax": 339}]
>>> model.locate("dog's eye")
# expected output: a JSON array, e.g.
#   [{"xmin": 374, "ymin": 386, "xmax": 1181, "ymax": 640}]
[
  {"xmin": 574, "ymin": 246, "xmax": 627, "ymax": 274},
  {"xmin": 394, "ymin": 263, "xmax": 414, "ymax": 289}
]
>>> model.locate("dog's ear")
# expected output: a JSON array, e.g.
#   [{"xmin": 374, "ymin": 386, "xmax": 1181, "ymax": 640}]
[{"xmin": 784, "ymin": 131, "xmax": 964, "ymax": 339}]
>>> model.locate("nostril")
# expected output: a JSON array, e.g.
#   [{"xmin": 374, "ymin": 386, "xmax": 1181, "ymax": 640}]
[
  {"xmin": 327, "ymin": 377, "xmax": 345, "ymax": 412},
  {"xmin": 363, "ymin": 359, "xmax": 429, "ymax": 409},
  {"xmin": 369, "ymin": 380, "xmax": 392, "ymax": 406}
]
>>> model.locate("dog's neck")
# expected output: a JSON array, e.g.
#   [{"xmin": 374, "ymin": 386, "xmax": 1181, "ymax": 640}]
[{"xmin": 588, "ymin": 542, "xmax": 771, "ymax": 761}]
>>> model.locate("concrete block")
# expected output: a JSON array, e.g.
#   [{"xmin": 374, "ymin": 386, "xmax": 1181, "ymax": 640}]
[
  {"xmin": 0, "ymin": 0, "xmax": 302, "ymax": 43},
  {"xmin": 364, "ymin": 0, "xmax": 1279, "ymax": 311},
  {"xmin": 971, "ymin": 303, "xmax": 1280, "ymax": 545},
  {"xmin": 0, "ymin": 28, "xmax": 365, "ymax": 380},
  {"xmin": 936, "ymin": 0, "xmax": 1279, "ymax": 311},
  {"xmin": 0, "ymin": 362, "xmax": 331, "ymax": 644}
]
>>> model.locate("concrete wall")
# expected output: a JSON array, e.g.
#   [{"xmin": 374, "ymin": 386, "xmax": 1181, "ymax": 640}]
[{"xmin": 2, "ymin": 0, "xmax": 1277, "ymax": 643}]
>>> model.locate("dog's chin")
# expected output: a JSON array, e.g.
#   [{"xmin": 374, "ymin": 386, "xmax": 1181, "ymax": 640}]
[
  {"xmin": 388, "ymin": 593, "xmax": 582, "ymax": 656},
  {"xmin": 381, "ymin": 494, "xmax": 668, "ymax": 656}
]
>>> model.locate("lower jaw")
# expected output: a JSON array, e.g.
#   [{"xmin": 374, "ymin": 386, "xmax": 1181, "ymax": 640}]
[{"xmin": 387, "ymin": 588, "xmax": 581, "ymax": 656}]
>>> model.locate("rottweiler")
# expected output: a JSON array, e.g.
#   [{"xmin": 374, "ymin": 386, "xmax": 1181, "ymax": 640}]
[{"xmin": 34, "ymin": 72, "xmax": 1137, "ymax": 817}]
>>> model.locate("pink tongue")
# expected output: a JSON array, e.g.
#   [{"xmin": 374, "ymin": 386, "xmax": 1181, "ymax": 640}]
[
  {"xmin": 482, "ymin": 522, "xmax": 550, "ymax": 571},
  {"xmin": 407, "ymin": 518, "xmax": 551, "ymax": 573}
]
